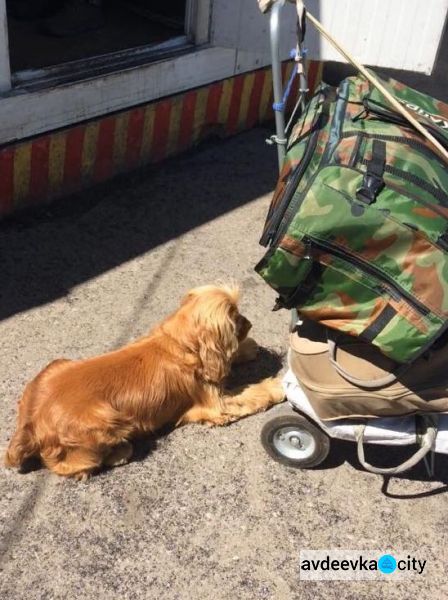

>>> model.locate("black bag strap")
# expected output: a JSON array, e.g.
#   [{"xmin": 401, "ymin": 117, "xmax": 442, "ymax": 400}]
[{"xmin": 356, "ymin": 139, "xmax": 386, "ymax": 205}]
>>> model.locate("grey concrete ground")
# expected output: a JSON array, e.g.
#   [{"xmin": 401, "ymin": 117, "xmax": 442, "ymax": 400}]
[{"xmin": 1, "ymin": 127, "xmax": 448, "ymax": 600}]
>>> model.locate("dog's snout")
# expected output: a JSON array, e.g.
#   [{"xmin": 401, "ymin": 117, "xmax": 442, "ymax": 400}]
[{"xmin": 236, "ymin": 315, "xmax": 252, "ymax": 341}]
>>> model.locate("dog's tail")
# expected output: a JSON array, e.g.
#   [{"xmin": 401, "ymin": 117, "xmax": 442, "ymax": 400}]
[
  {"xmin": 4, "ymin": 422, "xmax": 38, "ymax": 467},
  {"xmin": 4, "ymin": 381, "xmax": 40, "ymax": 468},
  {"xmin": 5, "ymin": 359, "xmax": 73, "ymax": 469}
]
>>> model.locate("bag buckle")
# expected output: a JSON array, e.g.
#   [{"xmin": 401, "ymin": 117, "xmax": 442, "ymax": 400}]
[
  {"xmin": 356, "ymin": 139, "xmax": 387, "ymax": 205},
  {"xmin": 356, "ymin": 173, "xmax": 385, "ymax": 205}
]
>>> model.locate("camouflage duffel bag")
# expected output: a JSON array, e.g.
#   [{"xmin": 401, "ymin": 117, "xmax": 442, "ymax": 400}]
[{"xmin": 256, "ymin": 73, "xmax": 448, "ymax": 366}]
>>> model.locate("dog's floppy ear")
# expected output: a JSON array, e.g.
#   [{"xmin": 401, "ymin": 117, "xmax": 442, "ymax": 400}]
[
  {"xmin": 197, "ymin": 322, "xmax": 238, "ymax": 383},
  {"xmin": 190, "ymin": 287, "xmax": 240, "ymax": 383}
]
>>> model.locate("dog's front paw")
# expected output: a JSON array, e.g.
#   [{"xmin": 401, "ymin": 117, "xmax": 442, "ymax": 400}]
[
  {"xmin": 263, "ymin": 377, "xmax": 285, "ymax": 406},
  {"xmin": 74, "ymin": 471, "xmax": 91, "ymax": 482},
  {"xmin": 232, "ymin": 337, "xmax": 259, "ymax": 364},
  {"xmin": 204, "ymin": 414, "xmax": 236, "ymax": 427},
  {"xmin": 104, "ymin": 441, "xmax": 133, "ymax": 467}
]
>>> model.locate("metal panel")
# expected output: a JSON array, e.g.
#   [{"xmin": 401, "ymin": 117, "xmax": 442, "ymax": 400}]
[
  {"xmin": 305, "ymin": 0, "xmax": 448, "ymax": 75},
  {"xmin": 213, "ymin": 0, "xmax": 448, "ymax": 75}
]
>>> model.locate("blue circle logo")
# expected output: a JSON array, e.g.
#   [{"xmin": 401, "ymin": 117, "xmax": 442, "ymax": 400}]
[{"xmin": 378, "ymin": 554, "xmax": 397, "ymax": 574}]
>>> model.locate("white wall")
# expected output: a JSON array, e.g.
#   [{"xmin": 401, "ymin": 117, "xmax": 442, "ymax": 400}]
[{"xmin": 213, "ymin": 0, "xmax": 448, "ymax": 75}]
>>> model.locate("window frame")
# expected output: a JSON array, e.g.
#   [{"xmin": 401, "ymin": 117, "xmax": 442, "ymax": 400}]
[
  {"xmin": 0, "ymin": 0, "xmax": 11, "ymax": 93},
  {"xmin": 0, "ymin": 0, "xmax": 220, "ymax": 144}
]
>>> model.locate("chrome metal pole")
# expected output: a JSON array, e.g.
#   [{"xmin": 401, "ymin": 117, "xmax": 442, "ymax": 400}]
[{"xmin": 270, "ymin": 0, "xmax": 287, "ymax": 171}]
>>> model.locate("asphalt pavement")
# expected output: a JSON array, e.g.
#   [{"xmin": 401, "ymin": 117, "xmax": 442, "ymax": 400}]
[{"xmin": 1, "ymin": 126, "xmax": 448, "ymax": 598}]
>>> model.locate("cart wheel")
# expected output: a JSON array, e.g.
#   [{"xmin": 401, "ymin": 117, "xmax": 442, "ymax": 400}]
[{"xmin": 261, "ymin": 408, "xmax": 330, "ymax": 469}]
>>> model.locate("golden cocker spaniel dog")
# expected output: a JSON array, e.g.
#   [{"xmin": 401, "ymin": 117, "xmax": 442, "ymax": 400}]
[{"xmin": 5, "ymin": 284, "xmax": 283, "ymax": 480}]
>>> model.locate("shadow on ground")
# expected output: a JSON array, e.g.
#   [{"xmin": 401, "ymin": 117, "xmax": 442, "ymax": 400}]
[
  {"xmin": 310, "ymin": 438, "xmax": 448, "ymax": 498},
  {"xmin": 0, "ymin": 127, "xmax": 277, "ymax": 322},
  {"xmin": 227, "ymin": 346, "xmax": 284, "ymax": 389}
]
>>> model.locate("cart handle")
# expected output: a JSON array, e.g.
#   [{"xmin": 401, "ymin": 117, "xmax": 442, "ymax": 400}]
[{"xmin": 355, "ymin": 416, "xmax": 438, "ymax": 475}]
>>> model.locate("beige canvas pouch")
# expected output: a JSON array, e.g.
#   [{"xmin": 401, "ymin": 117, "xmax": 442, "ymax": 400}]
[{"xmin": 289, "ymin": 321, "xmax": 448, "ymax": 420}]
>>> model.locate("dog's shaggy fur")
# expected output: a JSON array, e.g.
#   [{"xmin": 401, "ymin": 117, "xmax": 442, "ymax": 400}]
[{"xmin": 5, "ymin": 285, "xmax": 283, "ymax": 479}]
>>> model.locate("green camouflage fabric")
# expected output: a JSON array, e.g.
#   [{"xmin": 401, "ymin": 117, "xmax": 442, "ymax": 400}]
[{"xmin": 256, "ymin": 73, "xmax": 448, "ymax": 364}]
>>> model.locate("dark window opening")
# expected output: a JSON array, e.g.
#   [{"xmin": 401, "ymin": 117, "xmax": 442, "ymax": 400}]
[{"xmin": 6, "ymin": 0, "xmax": 188, "ymax": 73}]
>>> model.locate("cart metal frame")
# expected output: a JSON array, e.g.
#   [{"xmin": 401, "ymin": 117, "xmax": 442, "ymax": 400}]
[{"xmin": 262, "ymin": 1, "xmax": 438, "ymax": 477}]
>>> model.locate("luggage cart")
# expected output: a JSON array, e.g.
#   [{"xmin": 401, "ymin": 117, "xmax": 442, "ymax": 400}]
[
  {"xmin": 261, "ymin": 368, "xmax": 448, "ymax": 476},
  {"xmin": 260, "ymin": 1, "xmax": 447, "ymax": 477}
]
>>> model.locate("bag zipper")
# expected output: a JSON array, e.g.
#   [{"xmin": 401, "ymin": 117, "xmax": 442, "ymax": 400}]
[
  {"xmin": 359, "ymin": 157, "xmax": 448, "ymax": 207},
  {"xmin": 261, "ymin": 88, "xmax": 336, "ymax": 248},
  {"xmin": 364, "ymin": 98, "xmax": 448, "ymax": 152},
  {"xmin": 303, "ymin": 236, "xmax": 430, "ymax": 317},
  {"xmin": 342, "ymin": 130, "xmax": 447, "ymax": 169},
  {"xmin": 384, "ymin": 179, "xmax": 448, "ymax": 223},
  {"xmin": 260, "ymin": 127, "xmax": 320, "ymax": 247},
  {"xmin": 330, "ymin": 157, "xmax": 448, "ymax": 224}
]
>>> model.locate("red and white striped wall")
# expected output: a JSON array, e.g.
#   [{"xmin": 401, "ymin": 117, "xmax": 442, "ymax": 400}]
[{"xmin": 0, "ymin": 60, "xmax": 322, "ymax": 219}]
